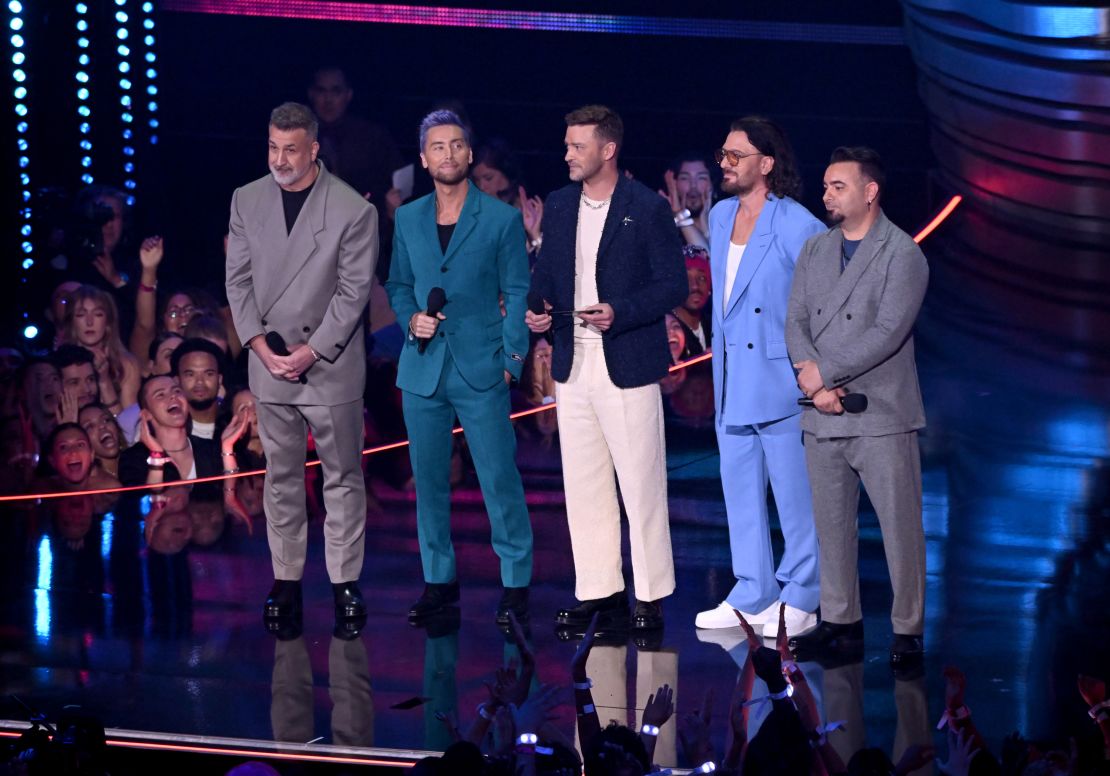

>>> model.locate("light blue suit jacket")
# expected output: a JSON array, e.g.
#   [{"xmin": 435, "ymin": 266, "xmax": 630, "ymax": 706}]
[
  {"xmin": 710, "ymin": 194, "xmax": 823, "ymax": 427},
  {"xmin": 386, "ymin": 183, "xmax": 530, "ymax": 397}
]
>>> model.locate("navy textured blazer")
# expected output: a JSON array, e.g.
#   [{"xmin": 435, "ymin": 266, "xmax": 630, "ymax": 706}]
[{"xmin": 530, "ymin": 175, "xmax": 687, "ymax": 389}]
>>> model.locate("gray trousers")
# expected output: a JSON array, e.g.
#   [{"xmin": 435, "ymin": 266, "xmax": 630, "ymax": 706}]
[
  {"xmin": 256, "ymin": 399, "xmax": 366, "ymax": 583},
  {"xmin": 803, "ymin": 431, "xmax": 925, "ymax": 635}
]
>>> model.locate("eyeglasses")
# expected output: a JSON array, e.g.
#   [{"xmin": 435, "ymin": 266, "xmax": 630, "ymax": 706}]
[
  {"xmin": 166, "ymin": 306, "xmax": 196, "ymax": 319},
  {"xmin": 714, "ymin": 148, "xmax": 764, "ymax": 166}
]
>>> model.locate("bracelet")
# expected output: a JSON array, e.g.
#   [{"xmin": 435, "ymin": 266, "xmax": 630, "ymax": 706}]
[
  {"xmin": 148, "ymin": 450, "xmax": 168, "ymax": 459},
  {"xmin": 1089, "ymin": 700, "xmax": 1110, "ymax": 720},
  {"xmin": 781, "ymin": 660, "xmax": 799, "ymax": 675},
  {"xmin": 936, "ymin": 705, "xmax": 971, "ymax": 730},
  {"xmin": 577, "ymin": 703, "xmax": 595, "ymax": 716},
  {"xmin": 308, "ymin": 346, "xmax": 321, "ymax": 362},
  {"xmin": 516, "ymin": 733, "xmax": 537, "ymax": 746},
  {"xmin": 675, "ymin": 217, "xmax": 695, "ymax": 228},
  {"xmin": 694, "ymin": 762, "xmax": 716, "ymax": 774},
  {"xmin": 221, "ymin": 451, "xmax": 237, "ymax": 457},
  {"xmin": 139, "ymin": 282, "xmax": 157, "ymax": 292},
  {"xmin": 640, "ymin": 723, "xmax": 660, "ymax": 737},
  {"xmin": 673, "ymin": 208, "xmax": 692, "ymax": 225},
  {"xmin": 573, "ymin": 679, "xmax": 593, "ymax": 690},
  {"xmin": 223, "ymin": 468, "xmax": 240, "ymax": 475},
  {"xmin": 476, "ymin": 702, "xmax": 494, "ymax": 721},
  {"xmin": 146, "ymin": 457, "xmax": 165, "ymax": 469},
  {"xmin": 530, "ymin": 235, "xmax": 543, "ymax": 249}
]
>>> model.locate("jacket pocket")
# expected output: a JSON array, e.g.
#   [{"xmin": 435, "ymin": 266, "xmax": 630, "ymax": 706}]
[{"xmin": 766, "ymin": 340, "xmax": 788, "ymax": 359}]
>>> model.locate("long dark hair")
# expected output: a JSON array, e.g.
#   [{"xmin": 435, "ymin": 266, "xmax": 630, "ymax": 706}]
[{"xmin": 729, "ymin": 115, "xmax": 802, "ymax": 200}]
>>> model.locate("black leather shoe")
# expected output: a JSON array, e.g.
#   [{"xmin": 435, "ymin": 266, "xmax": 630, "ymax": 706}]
[
  {"xmin": 495, "ymin": 586, "xmax": 530, "ymax": 626},
  {"xmin": 333, "ymin": 582, "xmax": 367, "ymax": 620},
  {"xmin": 265, "ymin": 618, "xmax": 304, "ymax": 641},
  {"xmin": 889, "ymin": 634, "xmax": 924, "ymax": 666},
  {"xmin": 632, "ymin": 599, "xmax": 664, "ymax": 631},
  {"xmin": 409, "ymin": 580, "xmax": 460, "ymax": 620},
  {"xmin": 554, "ymin": 590, "xmax": 629, "ymax": 628},
  {"xmin": 264, "ymin": 580, "xmax": 303, "ymax": 620},
  {"xmin": 789, "ymin": 619, "xmax": 863, "ymax": 655},
  {"xmin": 334, "ymin": 616, "xmax": 367, "ymax": 641}
]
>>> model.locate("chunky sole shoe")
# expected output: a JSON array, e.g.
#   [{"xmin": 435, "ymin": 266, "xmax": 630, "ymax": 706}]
[
  {"xmin": 554, "ymin": 590, "xmax": 629, "ymax": 628},
  {"xmin": 409, "ymin": 580, "xmax": 461, "ymax": 620},
  {"xmin": 263, "ymin": 580, "xmax": 303, "ymax": 620}
]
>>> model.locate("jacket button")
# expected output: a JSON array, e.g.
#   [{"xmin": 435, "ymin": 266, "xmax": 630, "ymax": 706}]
[
  {"xmin": 441, "ymin": 266, "xmax": 448, "ymax": 273},
  {"xmin": 816, "ymin": 309, "xmax": 821, "ymax": 315},
  {"xmin": 754, "ymin": 308, "xmax": 761, "ymax": 314},
  {"xmin": 846, "ymin": 313, "xmax": 852, "ymax": 320},
  {"xmin": 439, "ymin": 332, "xmax": 445, "ymax": 338},
  {"xmin": 747, "ymin": 343, "xmax": 753, "ymax": 349},
  {"xmin": 261, "ymin": 318, "xmax": 267, "ymax": 326},
  {"xmin": 303, "ymin": 326, "xmax": 310, "ymax": 333}
]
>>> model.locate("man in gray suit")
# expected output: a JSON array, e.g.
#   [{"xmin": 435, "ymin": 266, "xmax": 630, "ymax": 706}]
[
  {"xmin": 226, "ymin": 102, "xmax": 378, "ymax": 628},
  {"xmin": 785, "ymin": 147, "xmax": 929, "ymax": 667}
]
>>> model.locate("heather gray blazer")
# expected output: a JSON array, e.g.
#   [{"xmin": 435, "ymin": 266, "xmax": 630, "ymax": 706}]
[
  {"xmin": 785, "ymin": 210, "xmax": 928, "ymax": 439},
  {"xmin": 226, "ymin": 162, "xmax": 378, "ymax": 406}
]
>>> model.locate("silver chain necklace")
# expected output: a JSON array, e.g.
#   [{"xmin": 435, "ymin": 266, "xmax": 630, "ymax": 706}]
[{"xmin": 580, "ymin": 193, "xmax": 611, "ymax": 210}]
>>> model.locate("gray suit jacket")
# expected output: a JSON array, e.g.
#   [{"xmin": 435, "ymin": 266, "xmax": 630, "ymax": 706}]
[
  {"xmin": 785, "ymin": 210, "xmax": 928, "ymax": 438},
  {"xmin": 226, "ymin": 162, "xmax": 378, "ymax": 405}
]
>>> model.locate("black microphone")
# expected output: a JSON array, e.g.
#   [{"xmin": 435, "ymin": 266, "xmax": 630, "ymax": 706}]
[
  {"xmin": 527, "ymin": 290, "xmax": 553, "ymax": 346},
  {"xmin": 265, "ymin": 331, "xmax": 307, "ymax": 384},
  {"xmin": 798, "ymin": 393, "xmax": 868, "ymax": 413},
  {"xmin": 418, "ymin": 287, "xmax": 447, "ymax": 354}
]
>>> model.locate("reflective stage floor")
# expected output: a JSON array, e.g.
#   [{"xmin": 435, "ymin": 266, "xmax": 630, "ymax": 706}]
[{"xmin": 2, "ymin": 297, "xmax": 1108, "ymax": 773}]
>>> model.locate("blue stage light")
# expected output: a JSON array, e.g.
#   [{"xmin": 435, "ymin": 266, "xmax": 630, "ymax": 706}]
[
  {"xmin": 10, "ymin": 17, "xmax": 23, "ymax": 30},
  {"xmin": 145, "ymin": 52, "xmax": 155, "ymax": 62},
  {"xmin": 123, "ymin": 146, "xmax": 134, "ymax": 156},
  {"xmin": 120, "ymin": 77, "xmax": 131, "ymax": 88},
  {"xmin": 121, "ymin": 94, "xmax": 131, "ymax": 106},
  {"xmin": 17, "ymin": 138, "xmax": 27, "ymax": 150},
  {"xmin": 122, "ymin": 128, "xmax": 131, "ymax": 139},
  {"xmin": 117, "ymin": 28, "xmax": 127, "ymax": 39},
  {"xmin": 78, "ymin": 105, "xmax": 89, "ymax": 116},
  {"xmin": 78, "ymin": 54, "xmax": 88, "ymax": 65},
  {"xmin": 12, "ymin": 67, "xmax": 24, "ymax": 81},
  {"xmin": 122, "ymin": 111, "xmax": 132, "ymax": 122},
  {"xmin": 143, "ymin": 19, "xmax": 152, "ymax": 30},
  {"xmin": 76, "ymin": 2, "xmax": 87, "ymax": 11},
  {"xmin": 81, "ymin": 156, "xmax": 91, "ymax": 167},
  {"xmin": 79, "ymin": 139, "xmax": 91, "ymax": 150},
  {"xmin": 116, "ymin": 11, "xmax": 127, "ymax": 23},
  {"xmin": 76, "ymin": 71, "xmax": 88, "ymax": 82},
  {"xmin": 77, "ymin": 37, "xmax": 88, "ymax": 48},
  {"xmin": 76, "ymin": 19, "xmax": 87, "ymax": 31},
  {"xmin": 146, "ymin": 84, "xmax": 156, "ymax": 95},
  {"xmin": 144, "ymin": 34, "xmax": 153, "ymax": 45},
  {"xmin": 77, "ymin": 87, "xmax": 88, "ymax": 99},
  {"xmin": 150, "ymin": 135, "xmax": 157, "ymax": 144},
  {"xmin": 22, "ymin": 258, "xmax": 33, "ymax": 269},
  {"xmin": 79, "ymin": 121, "xmax": 89, "ymax": 132},
  {"xmin": 147, "ymin": 100, "xmax": 156, "ymax": 111},
  {"xmin": 149, "ymin": 118, "xmax": 157, "ymax": 128},
  {"xmin": 18, "ymin": 155, "xmax": 28, "ymax": 167},
  {"xmin": 14, "ymin": 85, "xmax": 24, "ymax": 97},
  {"xmin": 23, "ymin": 325, "xmax": 37, "ymax": 339},
  {"xmin": 124, "ymin": 161, "xmax": 133, "ymax": 172},
  {"xmin": 16, "ymin": 120, "xmax": 26, "ymax": 131},
  {"xmin": 20, "ymin": 224, "xmax": 30, "ymax": 236},
  {"xmin": 142, "ymin": 1, "xmax": 152, "ymax": 11},
  {"xmin": 14, "ymin": 102, "xmax": 26, "ymax": 115},
  {"xmin": 81, "ymin": 173, "xmax": 93, "ymax": 184},
  {"xmin": 10, "ymin": 33, "xmax": 23, "ymax": 47},
  {"xmin": 124, "ymin": 179, "xmax": 136, "ymax": 189},
  {"xmin": 21, "ymin": 242, "xmax": 31, "ymax": 253},
  {"xmin": 12, "ymin": 50, "xmax": 23, "ymax": 64},
  {"xmin": 117, "ymin": 44, "xmax": 128, "ymax": 55},
  {"xmin": 9, "ymin": 1, "xmax": 23, "ymax": 13}
]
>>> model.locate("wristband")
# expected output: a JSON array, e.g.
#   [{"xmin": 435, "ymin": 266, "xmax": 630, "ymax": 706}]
[
  {"xmin": 139, "ymin": 282, "xmax": 157, "ymax": 292},
  {"xmin": 781, "ymin": 660, "xmax": 799, "ymax": 675},
  {"xmin": 476, "ymin": 702, "xmax": 494, "ymax": 721},
  {"xmin": 146, "ymin": 454, "xmax": 167, "ymax": 468},
  {"xmin": 223, "ymin": 468, "xmax": 240, "ymax": 475},
  {"xmin": 573, "ymin": 679, "xmax": 593, "ymax": 690},
  {"xmin": 694, "ymin": 762, "xmax": 716, "ymax": 774},
  {"xmin": 936, "ymin": 705, "xmax": 971, "ymax": 730},
  {"xmin": 808, "ymin": 720, "xmax": 846, "ymax": 747},
  {"xmin": 640, "ymin": 723, "xmax": 660, "ymax": 737},
  {"xmin": 577, "ymin": 703, "xmax": 595, "ymax": 716},
  {"xmin": 675, "ymin": 217, "xmax": 695, "ymax": 228},
  {"xmin": 221, "ymin": 451, "xmax": 237, "ymax": 457},
  {"xmin": 530, "ymin": 236, "xmax": 543, "ymax": 249},
  {"xmin": 516, "ymin": 733, "xmax": 537, "ymax": 746},
  {"xmin": 742, "ymin": 684, "xmax": 794, "ymax": 709},
  {"xmin": 1089, "ymin": 700, "xmax": 1110, "ymax": 720},
  {"xmin": 148, "ymin": 450, "xmax": 168, "ymax": 459},
  {"xmin": 673, "ymin": 208, "xmax": 692, "ymax": 225}
]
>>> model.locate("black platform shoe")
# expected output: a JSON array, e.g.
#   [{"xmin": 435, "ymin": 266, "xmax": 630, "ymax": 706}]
[
  {"xmin": 409, "ymin": 580, "xmax": 460, "ymax": 620},
  {"xmin": 263, "ymin": 580, "xmax": 303, "ymax": 620}
]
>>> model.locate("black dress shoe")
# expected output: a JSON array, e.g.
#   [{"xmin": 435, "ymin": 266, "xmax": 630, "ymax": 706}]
[
  {"xmin": 334, "ymin": 616, "xmax": 367, "ymax": 641},
  {"xmin": 632, "ymin": 599, "xmax": 664, "ymax": 631},
  {"xmin": 554, "ymin": 590, "xmax": 629, "ymax": 628},
  {"xmin": 889, "ymin": 634, "xmax": 924, "ymax": 666},
  {"xmin": 265, "ymin": 618, "xmax": 304, "ymax": 641},
  {"xmin": 263, "ymin": 580, "xmax": 303, "ymax": 620},
  {"xmin": 333, "ymin": 582, "xmax": 367, "ymax": 620},
  {"xmin": 495, "ymin": 586, "xmax": 530, "ymax": 626},
  {"xmin": 788, "ymin": 619, "xmax": 863, "ymax": 654},
  {"xmin": 409, "ymin": 580, "xmax": 460, "ymax": 620}
]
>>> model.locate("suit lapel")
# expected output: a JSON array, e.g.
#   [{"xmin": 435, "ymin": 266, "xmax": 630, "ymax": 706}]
[
  {"xmin": 710, "ymin": 198, "xmax": 736, "ymax": 328},
  {"xmin": 441, "ymin": 182, "xmax": 481, "ymax": 267},
  {"xmin": 596, "ymin": 175, "xmax": 632, "ymax": 262},
  {"xmin": 259, "ymin": 163, "xmax": 327, "ymax": 316},
  {"xmin": 812, "ymin": 213, "xmax": 889, "ymax": 339},
  {"xmin": 723, "ymin": 196, "xmax": 777, "ymax": 318}
]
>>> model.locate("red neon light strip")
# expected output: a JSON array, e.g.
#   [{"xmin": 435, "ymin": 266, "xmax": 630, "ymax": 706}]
[{"xmin": 1, "ymin": 199, "xmax": 957, "ymax": 505}]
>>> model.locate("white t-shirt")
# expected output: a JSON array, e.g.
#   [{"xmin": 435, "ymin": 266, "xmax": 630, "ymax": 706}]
[
  {"xmin": 574, "ymin": 195, "xmax": 610, "ymax": 341},
  {"xmin": 723, "ymin": 241, "xmax": 747, "ymax": 312},
  {"xmin": 191, "ymin": 419, "xmax": 215, "ymax": 440}
]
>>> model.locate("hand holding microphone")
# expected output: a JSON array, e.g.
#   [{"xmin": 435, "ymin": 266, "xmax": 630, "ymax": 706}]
[
  {"xmin": 265, "ymin": 331, "xmax": 309, "ymax": 384},
  {"xmin": 413, "ymin": 287, "xmax": 447, "ymax": 354},
  {"xmin": 798, "ymin": 391, "xmax": 868, "ymax": 414}
]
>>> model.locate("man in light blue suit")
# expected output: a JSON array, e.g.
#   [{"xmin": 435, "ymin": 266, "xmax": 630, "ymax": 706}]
[
  {"xmin": 695, "ymin": 117, "xmax": 823, "ymax": 637},
  {"xmin": 386, "ymin": 110, "xmax": 533, "ymax": 626}
]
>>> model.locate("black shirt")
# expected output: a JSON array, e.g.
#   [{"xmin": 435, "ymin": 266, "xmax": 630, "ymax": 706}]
[
  {"xmin": 437, "ymin": 223, "xmax": 456, "ymax": 254},
  {"xmin": 281, "ymin": 179, "xmax": 316, "ymax": 235},
  {"xmin": 841, "ymin": 237, "xmax": 862, "ymax": 272}
]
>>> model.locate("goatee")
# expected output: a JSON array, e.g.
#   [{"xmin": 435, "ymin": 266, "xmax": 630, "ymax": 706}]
[{"xmin": 188, "ymin": 397, "xmax": 216, "ymax": 412}]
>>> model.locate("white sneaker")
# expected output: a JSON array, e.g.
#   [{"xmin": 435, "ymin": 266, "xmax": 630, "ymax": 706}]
[
  {"xmin": 694, "ymin": 599, "xmax": 780, "ymax": 630},
  {"xmin": 762, "ymin": 604, "xmax": 817, "ymax": 639}
]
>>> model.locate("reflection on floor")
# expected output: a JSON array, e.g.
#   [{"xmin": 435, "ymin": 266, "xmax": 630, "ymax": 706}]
[{"xmin": 1, "ymin": 305, "xmax": 1108, "ymax": 771}]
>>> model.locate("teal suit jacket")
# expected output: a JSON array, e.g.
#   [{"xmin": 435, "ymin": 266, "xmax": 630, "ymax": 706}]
[{"xmin": 386, "ymin": 183, "xmax": 531, "ymax": 397}]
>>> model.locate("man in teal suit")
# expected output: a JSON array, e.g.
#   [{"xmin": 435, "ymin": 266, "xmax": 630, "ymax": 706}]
[{"xmin": 386, "ymin": 110, "xmax": 533, "ymax": 626}]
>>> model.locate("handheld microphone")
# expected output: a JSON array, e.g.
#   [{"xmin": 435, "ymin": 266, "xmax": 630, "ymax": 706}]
[
  {"xmin": 527, "ymin": 290, "xmax": 554, "ymax": 346},
  {"xmin": 265, "ymin": 331, "xmax": 307, "ymax": 384},
  {"xmin": 418, "ymin": 287, "xmax": 447, "ymax": 354},
  {"xmin": 798, "ymin": 393, "xmax": 868, "ymax": 413}
]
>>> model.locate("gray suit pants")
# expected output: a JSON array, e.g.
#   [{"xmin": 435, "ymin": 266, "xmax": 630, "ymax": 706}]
[
  {"xmin": 256, "ymin": 399, "xmax": 366, "ymax": 583},
  {"xmin": 803, "ymin": 431, "xmax": 924, "ymax": 634}
]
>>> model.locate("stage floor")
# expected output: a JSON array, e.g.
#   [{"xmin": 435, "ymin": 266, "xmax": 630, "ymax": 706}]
[{"xmin": 2, "ymin": 312, "xmax": 1108, "ymax": 772}]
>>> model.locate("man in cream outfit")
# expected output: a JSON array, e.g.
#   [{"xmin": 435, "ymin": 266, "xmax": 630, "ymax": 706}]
[{"xmin": 226, "ymin": 102, "xmax": 377, "ymax": 629}]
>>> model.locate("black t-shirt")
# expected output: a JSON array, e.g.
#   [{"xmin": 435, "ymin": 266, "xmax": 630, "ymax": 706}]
[
  {"xmin": 437, "ymin": 223, "xmax": 456, "ymax": 254},
  {"xmin": 841, "ymin": 237, "xmax": 862, "ymax": 272},
  {"xmin": 281, "ymin": 179, "xmax": 316, "ymax": 235}
]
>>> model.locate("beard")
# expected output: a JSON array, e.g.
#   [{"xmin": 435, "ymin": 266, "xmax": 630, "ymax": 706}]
[
  {"xmin": 824, "ymin": 209, "xmax": 845, "ymax": 226},
  {"xmin": 720, "ymin": 176, "xmax": 751, "ymax": 197},
  {"xmin": 430, "ymin": 164, "xmax": 469, "ymax": 186},
  {"xmin": 187, "ymin": 397, "xmax": 216, "ymax": 412},
  {"xmin": 270, "ymin": 162, "xmax": 312, "ymax": 187}
]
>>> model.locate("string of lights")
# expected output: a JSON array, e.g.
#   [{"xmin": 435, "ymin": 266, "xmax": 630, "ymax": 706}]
[{"xmin": 11, "ymin": 0, "xmax": 34, "ymax": 324}]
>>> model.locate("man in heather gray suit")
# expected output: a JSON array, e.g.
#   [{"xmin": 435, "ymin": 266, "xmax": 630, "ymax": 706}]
[
  {"xmin": 226, "ymin": 102, "xmax": 377, "ymax": 629},
  {"xmin": 785, "ymin": 146, "xmax": 929, "ymax": 668}
]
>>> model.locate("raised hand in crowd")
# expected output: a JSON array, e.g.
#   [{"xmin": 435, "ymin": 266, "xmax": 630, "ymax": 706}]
[
  {"xmin": 55, "ymin": 386, "xmax": 80, "ymax": 426},
  {"xmin": 220, "ymin": 403, "xmax": 253, "ymax": 534},
  {"xmin": 640, "ymin": 683, "xmax": 674, "ymax": 764},
  {"xmin": 938, "ymin": 728, "xmax": 982, "ymax": 776},
  {"xmin": 1078, "ymin": 674, "xmax": 1110, "ymax": 756},
  {"xmin": 131, "ymin": 235, "xmax": 165, "ymax": 359},
  {"xmin": 679, "ymin": 688, "xmax": 716, "ymax": 771},
  {"xmin": 659, "ymin": 168, "xmax": 709, "ymax": 249},
  {"xmin": 518, "ymin": 185, "xmax": 544, "ymax": 246},
  {"xmin": 570, "ymin": 611, "xmax": 601, "ymax": 747}
]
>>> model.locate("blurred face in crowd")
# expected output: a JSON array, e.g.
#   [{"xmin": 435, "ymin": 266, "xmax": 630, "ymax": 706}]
[
  {"xmin": 49, "ymin": 427, "xmax": 94, "ymax": 485},
  {"xmin": 97, "ymin": 196, "xmax": 124, "ymax": 255},
  {"xmin": 665, "ymin": 313, "xmax": 686, "ymax": 363},
  {"xmin": 564, "ymin": 124, "xmax": 613, "ymax": 184},
  {"xmin": 823, "ymin": 161, "xmax": 875, "ymax": 228},
  {"xmin": 163, "ymin": 293, "xmax": 196, "ymax": 335},
  {"xmin": 177, "ymin": 350, "xmax": 221, "ymax": 411},
  {"xmin": 142, "ymin": 376, "xmax": 187, "ymax": 430},
  {"xmin": 61, "ymin": 361, "xmax": 99, "ymax": 408},
  {"xmin": 0, "ymin": 347, "xmax": 24, "ymax": 381},
  {"xmin": 24, "ymin": 362, "xmax": 60, "ymax": 416},
  {"xmin": 421, "ymin": 124, "xmax": 471, "ymax": 186},
  {"xmin": 151, "ymin": 335, "xmax": 183, "ymax": 376},
  {"xmin": 79, "ymin": 405, "xmax": 122, "ymax": 461},
  {"xmin": 147, "ymin": 506, "xmax": 193, "ymax": 555},
  {"xmin": 50, "ymin": 281, "xmax": 82, "ymax": 325},
  {"xmin": 472, "ymin": 162, "xmax": 510, "ymax": 198},
  {"xmin": 718, "ymin": 130, "xmax": 773, "ymax": 197},
  {"xmin": 72, "ymin": 297, "xmax": 109, "ymax": 348},
  {"xmin": 53, "ymin": 496, "xmax": 93, "ymax": 541},
  {"xmin": 676, "ymin": 160, "xmax": 712, "ymax": 214},
  {"xmin": 268, "ymin": 126, "xmax": 319, "ymax": 190},
  {"xmin": 685, "ymin": 265, "xmax": 709, "ymax": 314},
  {"xmin": 308, "ymin": 69, "xmax": 352, "ymax": 125}
]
